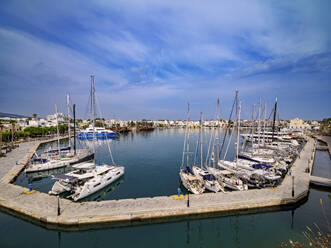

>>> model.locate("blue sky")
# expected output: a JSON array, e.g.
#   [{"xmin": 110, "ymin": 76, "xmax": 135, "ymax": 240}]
[{"xmin": 0, "ymin": 0, "xmax": 330, "ymax": 120}]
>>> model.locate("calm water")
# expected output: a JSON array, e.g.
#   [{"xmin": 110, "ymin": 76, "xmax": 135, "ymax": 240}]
[
  {"xmin": 14, "ymin": 128, "xmax": 239, "ymax": 200},
  {"xmin": 3, "ymin": 128, "xmax": 330, "ymax": 248},
  {"xmin": 0, "ymin": 188, "xmax": 330, "ymax": 248},
  {"xmin": 312, "ymin": 150, "xmax": 331, "ymax": 179}
]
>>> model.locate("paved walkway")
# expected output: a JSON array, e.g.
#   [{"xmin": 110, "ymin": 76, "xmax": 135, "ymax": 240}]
[
  {"xmin": 0, "ymin": 141, "xmax": 39, "ymax": 183},
  {"xmin": 0, "ymin": 137, "xmax": 316, "ymax": 230}
]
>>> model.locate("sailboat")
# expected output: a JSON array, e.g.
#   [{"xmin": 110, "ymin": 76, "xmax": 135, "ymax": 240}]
[
  {"xmin": 49, "ymin": 75, "xmax": 125, "ymax": 201},
  {"xmin": 179, "ymin": 104, "xmax": 205, "ymax": 194},
  {"xmin": 206, "ymin": 98, "xmax": 247, "ymax": 191},
  {"xmin": 218, "ymin": 91, "xmax": 280, "ymax": 188},
  {"xmin": 52, "ymin": 93, "xmax": 94, "ymax": 165},
  {"xmin": 25, "ymin": 96, "xmax": 94, "ymax": 173},
  {"xmin": 25, "ymin": 105, "xmax": 70, "ymax": 173},
  {"xmin": 192, "ymin": 112, "xmax": 223, "ymax": 193}
]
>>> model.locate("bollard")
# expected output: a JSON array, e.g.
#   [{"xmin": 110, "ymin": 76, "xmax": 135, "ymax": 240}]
[
  {"xmin": 292, "ymin": 176, "xmax": 294, "ymax": 197},
  {"xmin": 187, "ymin": 193, "xmax": 190, "ymax": 207},
  {"xmin": 57, "ymin": 196, "xmax": 61, "ymax": 216}
]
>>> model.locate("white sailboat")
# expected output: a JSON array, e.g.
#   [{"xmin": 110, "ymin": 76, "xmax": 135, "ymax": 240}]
[
  {"xmin": 192, "ymin": 112, "xmax": 222, "ymax": 193},
  {"xmin": 25, "ymin": 96, "xmax": 94, "ymax": 173},
  {"xmin": 25, "ymin": 105, "xmax": 70, "ymax": 173},
  {"xmin": 206, "ymin": 98, "xmax": 247, "ymax": 191},
  {"xmin": 179, "ymin": 103, "xmax": 205, "ymax": 194},
  {"xmin": 49, "ymin": 75, "xmax": 125, "ymax": 201}
]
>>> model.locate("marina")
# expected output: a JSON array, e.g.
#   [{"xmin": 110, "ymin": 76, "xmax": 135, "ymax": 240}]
[
  {"xmin": 0, "ymin": 128, "xmax": 325, "ymax": 230},
  {"xmin": 1, "ymin": 1, "xmax": 330, "ymax": 247}
]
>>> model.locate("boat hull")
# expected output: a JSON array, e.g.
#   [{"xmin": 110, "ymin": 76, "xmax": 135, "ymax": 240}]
[{"xmin": 72, "ymin": 166, "xmax": 125, "ymax": 201}]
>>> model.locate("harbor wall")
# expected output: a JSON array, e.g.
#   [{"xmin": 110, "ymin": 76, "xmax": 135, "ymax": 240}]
[{"xmin": 0, "ymin": 136, "xmax": 318, "ymax": 231}]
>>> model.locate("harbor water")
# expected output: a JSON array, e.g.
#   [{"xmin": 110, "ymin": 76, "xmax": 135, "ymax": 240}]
[
  {"xmin": 1, "ymin": 128, "xmax": 330, "ymax": 247},
  {"xmin": 14, "ymin": 128, "xmax": 239, "ymax": 200}
]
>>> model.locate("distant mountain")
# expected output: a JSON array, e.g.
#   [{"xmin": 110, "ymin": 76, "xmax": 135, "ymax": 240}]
[{"xmin": 0, "ymin": 112, "xmax": 30, "ymax": 118}]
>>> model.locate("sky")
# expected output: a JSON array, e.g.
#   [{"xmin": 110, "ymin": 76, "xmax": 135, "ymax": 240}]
[{"xmin": 0, "ymin": 0, "xmax": 330, "ymax": 121}]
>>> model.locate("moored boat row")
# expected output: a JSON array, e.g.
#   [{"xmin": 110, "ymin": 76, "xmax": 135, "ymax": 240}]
[{"xmin": 179, "ymin": 91, "xmax": 304, "ymax": 194}]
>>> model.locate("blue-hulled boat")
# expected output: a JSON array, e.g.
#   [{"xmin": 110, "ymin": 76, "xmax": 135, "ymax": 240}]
[{"xmin": 77, "ymin": 125, "xmax": 119, "ymax": 139}]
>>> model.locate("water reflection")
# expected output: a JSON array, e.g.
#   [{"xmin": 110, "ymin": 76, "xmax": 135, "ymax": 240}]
[
  {"xmin": 57, "ymin": 231, "xmax": 61, "ymax": 248},
  {"xmin": 186, "ymin": 221, "xmax": 190, "ymax": 248},
  {"xmin": 79, "ymin": 177, "xmax": 124, "ymax": 202},
  {"xmin": 25, "ymin": 167, "xmax": 75, "ymax": 183}
]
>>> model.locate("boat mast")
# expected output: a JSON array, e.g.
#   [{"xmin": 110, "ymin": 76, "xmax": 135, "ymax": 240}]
[
  {"xmin": 55, "ymin": 104, "xmax": 60, "ymax": 156},
  {"xmin": 90, "ymin": 75, "xmax": 96, "ymax": 165},
  {"xmin": 181, "ymin": 103, "xmax": 190, "ymax": 169},
  {"xmin": 250, "ymin": 104, "xmax": 255, "ymax": 153},
  {"xmin": 73, "ymin": 104, "xmax": 76, "ymax": 155},
  {"xmin": 263, "ymin": 102, "xmax": 266, "ymax": 146},
  {"xmin": 271, "ymin": 97, "xmax": 277, "ymax": 142},
  {"xmin": 66, "ymin": 93, "xmax": 71, "ymax": 149},
  {"xmin": 236, "ymin": 100, "xmax": 241, "ymax": 163},
  {"xmin": 235, "ymin": 90, "xmax": 239, "ymax": 162},
  {"xmin": 200, "ymin": 112, "xmax": 203, "ymax": 169},
  {"xmin": 257, "ymin": 97, "xmax": 261, "ymax": 152},
  {"xmin": 186, "ymin": 104, "xmax": 190, "ymax": 168},
  {"xmin": 216, "ymin": 97, "xmax": 220, "ymax": 168}
]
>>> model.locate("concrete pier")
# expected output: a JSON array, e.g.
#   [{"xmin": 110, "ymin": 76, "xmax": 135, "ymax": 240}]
[
  {"xmin": 315, "ymin": 136, "xmax": 331, "ymax": 157},
  {"xmin": 310, "ymin": 176, "xmax": 331, "ymax": 187},
  {"xmin": 0, "ymin": 137, "xmax": 317, "ymax": 231}
]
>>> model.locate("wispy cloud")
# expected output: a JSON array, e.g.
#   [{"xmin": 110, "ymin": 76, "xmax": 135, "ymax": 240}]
[{"xmin": 0, "ymin": 0, "xmax": 330, "ymax": 120}]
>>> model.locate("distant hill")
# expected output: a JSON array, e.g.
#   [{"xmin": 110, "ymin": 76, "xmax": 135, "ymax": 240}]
[{"xmin": 0, "ymin": 112, "xmax": 30, "ymax": 118}]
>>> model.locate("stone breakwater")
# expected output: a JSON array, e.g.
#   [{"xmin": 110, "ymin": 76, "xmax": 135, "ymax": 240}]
[{"xmin": 0, "ymin": 137, "xmax": 316, "ymax": 231}]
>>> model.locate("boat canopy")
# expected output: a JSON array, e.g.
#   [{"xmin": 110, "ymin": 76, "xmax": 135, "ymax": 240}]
[
  {"xmin": 238, "ymin": 154, "xmax": 259, "ymax": 163},
  {"xmin": 203, "ymin": 174, "xmax": 216, "ymax": 181},
  {"xmin": 30, "ymin": 158, "xmax": 48, "ymax": 163},
  {"xmin": 252, "ymin": 163, "xmax": 273, "ymax": 170},
  {"xmin": 184, "ymin": 166, "xmax": 194, "ymax": 175}
]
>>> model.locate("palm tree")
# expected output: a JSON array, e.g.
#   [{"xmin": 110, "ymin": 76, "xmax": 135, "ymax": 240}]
[{"xmin": 32, "ymin": 113, "xmax": 37, "ymax": 120}]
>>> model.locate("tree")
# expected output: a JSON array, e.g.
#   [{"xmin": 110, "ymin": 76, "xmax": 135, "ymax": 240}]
[
  {"xmin": 9, "ymin": 120, "xmax": 16, "ymax": 146},
  {"xmin": 32, "ymin": 113, "xmax": 37, "ymax": 119},
  {"xmin": 0, "ymin": 123, "xmax": 3, "ymax": 147}
]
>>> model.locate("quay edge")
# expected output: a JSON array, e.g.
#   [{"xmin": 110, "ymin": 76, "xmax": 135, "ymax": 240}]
[{"xmin": 0, "ymin": 136, "xmax": 319, "ymax": 231}]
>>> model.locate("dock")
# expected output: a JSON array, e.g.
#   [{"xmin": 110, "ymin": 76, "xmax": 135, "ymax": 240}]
[
  {"xmin": 315, "ymin": 136, "xmax": 331, "ymax": 157},
  {"xmin": 310, "ymin": 176, "xmax": 331, "ymax": 187},
  {"xmin": 0, "ymin": 136, "xmax": 319, "ymax": 231}
]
